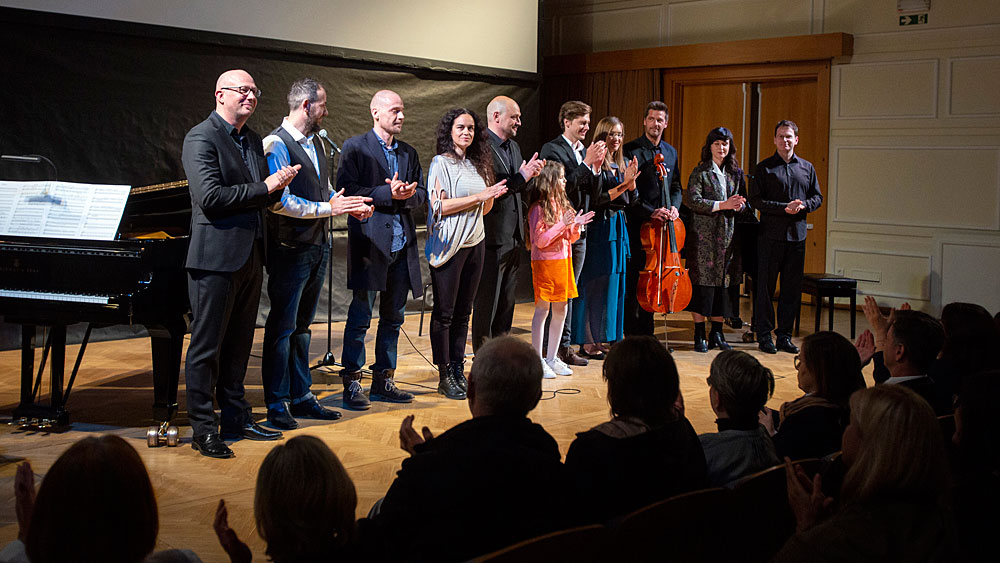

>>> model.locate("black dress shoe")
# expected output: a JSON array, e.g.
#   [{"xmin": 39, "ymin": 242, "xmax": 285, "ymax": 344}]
[
  {"xmin": 267, "ymin": 402, "xmax": 299, "ymax": 430},
  {"xmin": 708, "ymin": 331, "xmax": 733, "ymax": 351},
  {"xmin": 222, "ymin": 421, "xmax": 283, "ymax": 441},
  {"xmin": 758, "ymin": 333, "xmax": 777, "ymax": 354},
  {"xmin": 191, "ymin": 433, "xmax": 234, "ymax": 459},
  {"xmin": 437, "ymin": 365, "xmax": 466, "ymax": 400},
  {"xmin": 776, "ymin": 336, "xmax": 800, "ymax": 354},
  {"xmin": 290, "ymin": 397, "xmax": 343, "ymax": 421},
  {"xmin": 693, "ymin": 335, "xmax": 709, "ymax": 353},
  {"xmin": 580, "ymin": 347, "xmax": 606, "ymax": 360}
]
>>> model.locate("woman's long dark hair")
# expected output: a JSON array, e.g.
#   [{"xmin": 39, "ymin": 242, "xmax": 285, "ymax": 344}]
[
  {"xmin": 699, "ymin": 126, "xmax": 741, "ymax": 175},
  {"xmin": 435, "ymin": 107, "xmax": 494, "ymax": 185}
]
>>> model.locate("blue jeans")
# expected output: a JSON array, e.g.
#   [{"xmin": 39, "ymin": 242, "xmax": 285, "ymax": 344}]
[
  {"xmin": 261, "ymin": 241, "xmax": 328, "ymax": 409},
  {"xmin": 341, "ymin": 250, "xmax": 411, "ymax": 373}
]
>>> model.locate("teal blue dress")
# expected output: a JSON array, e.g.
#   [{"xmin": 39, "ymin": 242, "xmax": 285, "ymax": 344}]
[{"xmin": 572, "ymin": 165, "xmax": 631, "ymax": 344}]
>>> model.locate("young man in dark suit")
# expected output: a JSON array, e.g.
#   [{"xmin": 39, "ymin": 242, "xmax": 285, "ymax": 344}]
[
  {"xmin": 471, "ymin": 96, "xmax": 544, "ymax": 352},
  {"xmin": 622, "ymin": 101, "xmax": 683, "ymax": 337},
  {"xmin": 181, "ymin": 69, "xmax": 297, "ymax": 458},
  {"xmin": 538, "ymin": 100, "xmax": 605, "ymax": 367},
  {"xmin": 338, "ymin": 89, "xmax": 427, "ymax": 410}
]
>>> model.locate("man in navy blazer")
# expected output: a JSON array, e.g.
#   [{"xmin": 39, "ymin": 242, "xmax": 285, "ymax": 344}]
[
  {"xmin": 538, "ymin": 100, "xmax": 605, "ymax": 368},
  {"xmin": 182, "ymin": 69, "xmax": 299, "ymax": 458},
  {"xmin": 338, "ymin": 89, "xmax": 427, "ymax": 410}
]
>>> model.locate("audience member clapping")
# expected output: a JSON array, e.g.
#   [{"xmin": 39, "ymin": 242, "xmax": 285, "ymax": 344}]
[
  {"xmin": 0, "ymin": 435, "xmax": 200, "ymax": 563},
  {"xmin": 367, "ymin": 335, "xmax": 573, "ymax": 562},
  {"xmin": 774, "ymin": 385, "xmax": 955, "ymax": 562},
  {"xmin": 213, "ymin": 436, "xmax": 358, "ymax": 563},
  {"xmin": 564, "ymin": 336, "xmax": 707, "ymax": 522},
  {"xmin": 763, "ymin": 331, "xmax": 865, "ymax": 461},
  {"xmin": 699, "ymin": 350, "xmax": 779, "ymax": 487}
]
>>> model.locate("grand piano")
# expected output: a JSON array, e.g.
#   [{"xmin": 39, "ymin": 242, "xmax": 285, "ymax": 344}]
[{"xmin": 0, "ymin": 181, "xmax": 190, "ymax": 436}]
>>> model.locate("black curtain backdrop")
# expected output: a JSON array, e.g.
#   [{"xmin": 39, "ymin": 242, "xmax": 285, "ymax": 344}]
[{"xmin": 0, "ymin": 7, "xmax": 539, "ymax": 350}]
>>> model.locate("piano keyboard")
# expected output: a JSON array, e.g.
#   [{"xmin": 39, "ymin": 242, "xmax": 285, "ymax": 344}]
[{"xmin": 0, "ymin": 289, "xmax": 110, "ymax": 305}]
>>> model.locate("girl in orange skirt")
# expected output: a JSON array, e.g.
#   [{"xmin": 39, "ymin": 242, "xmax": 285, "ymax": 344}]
[{"xmin": 529, "ymin": 162, "xmax": 594, "ymax": 378}]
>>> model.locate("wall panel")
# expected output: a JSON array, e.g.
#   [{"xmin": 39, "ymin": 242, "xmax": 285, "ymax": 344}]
[
  {"xmin": 836, "ymin": 61, "xmax": 938, "ymax": 119},
  {"xmin": 949, "ymin": 56, "xmax": 1000, "ymax": 117}
]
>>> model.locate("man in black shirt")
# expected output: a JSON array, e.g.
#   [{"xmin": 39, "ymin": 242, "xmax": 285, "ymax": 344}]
[
  {"xmin": 748, "ymin": 120, "xmax": 823, "ymax": 354},
  {"xmin": 623, "ymin": 101, "xmax": 683, "ymax": 337},
  {"xmin": 471, "ymin": 96, "xmax": 543, "ymax": 352}
]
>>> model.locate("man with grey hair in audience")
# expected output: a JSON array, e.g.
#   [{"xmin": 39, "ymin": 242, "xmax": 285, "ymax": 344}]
[
  {"xmin": 368, "ymin": 336, "xmax": 574, "ymax": 561},
  {"xmin": 260, "ymin": 78, "xmax": 373, "ymax": 430}
]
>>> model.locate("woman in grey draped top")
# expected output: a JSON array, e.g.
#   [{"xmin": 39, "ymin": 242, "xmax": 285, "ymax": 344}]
[{"xmin": 425, "ymin": 108, "xmax": 507, "ymax": 399}]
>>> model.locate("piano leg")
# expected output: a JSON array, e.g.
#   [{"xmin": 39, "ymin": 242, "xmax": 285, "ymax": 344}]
[
  {"xmin": 19, "ymin": 325, "xmax": 35, "ymax": 408},
  {"xmin": 13, "ymin": 324, "xmax": 70, "ymax": 427},
  {"xmin": 148, "ymin": 321, "xmax": 184, "ymax": 424}
]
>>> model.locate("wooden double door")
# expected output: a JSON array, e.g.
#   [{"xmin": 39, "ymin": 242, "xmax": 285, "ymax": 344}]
[{"xmin": 665, "ymin": 61, "xmax": 831, "ymax": 276}]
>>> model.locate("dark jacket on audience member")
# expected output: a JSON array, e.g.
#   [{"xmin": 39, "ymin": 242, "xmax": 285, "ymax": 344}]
[
  {"xmin": 772, "ymin": 395, "xmax": 849, "ymax": 461},
  {"xmin": 871, "ymin": 352, "xmax": 952, "ymax": 415},
  {"xmin": 564, "ymin": 417, "xmax": 708, "ymax": 522},
  {"xmin": 370, "ymin": 415, "xmax": 574, "ymax": 562},
  {"xmin": 771, "ymin": 497, "xmax": 957, "ymax": 563},
  {"xmin": 699, "ymin": 421, "xmax": 780, "ymax": 487}
]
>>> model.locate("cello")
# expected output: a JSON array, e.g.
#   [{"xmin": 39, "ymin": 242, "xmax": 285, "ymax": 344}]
[{"xmin": 637, "ymin": 153, "xmax": 692, "ymax": 314}]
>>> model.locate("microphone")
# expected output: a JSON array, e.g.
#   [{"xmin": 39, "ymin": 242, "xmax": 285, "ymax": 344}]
[{"xmin": 317, "ymin": 129, "xmax": 341, "ymax": 156}]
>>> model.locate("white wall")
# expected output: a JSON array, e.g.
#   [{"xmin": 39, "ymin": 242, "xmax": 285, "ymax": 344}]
[
  {"xmin": 543, "ymin": 0, "xmax": 1000, "ymax": 314},
  {"xmin": 0, "ymin": 0, "xmax": 539, "ymax": 73}
]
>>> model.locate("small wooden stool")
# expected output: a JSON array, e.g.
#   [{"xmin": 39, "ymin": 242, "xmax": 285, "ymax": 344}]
[{"xmin": 794, "ymin": 273, "xmax": 857, "ymax": 338}]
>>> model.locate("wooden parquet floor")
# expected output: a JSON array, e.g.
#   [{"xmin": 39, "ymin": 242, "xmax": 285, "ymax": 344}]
[{"xmin": 0, "ymin": 301, "xmax": 874, "ymax": 562}]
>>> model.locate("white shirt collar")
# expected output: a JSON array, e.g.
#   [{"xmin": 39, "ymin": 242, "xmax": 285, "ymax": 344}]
[
  {"xmin": 281, "ymin": 117, "xmax": 312, "ymax": 144},
  {"xmin": 885, "ymin": 374, "xmax": 928, "ymax": 385}
]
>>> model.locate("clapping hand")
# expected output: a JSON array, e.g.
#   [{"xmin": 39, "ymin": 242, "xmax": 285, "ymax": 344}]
[
  {"xmin": 624, "ymin": 156, "xmax": 640, "ymax": 188},
  {"xmin": 784, "ymin": 198, "xmax": 806, "ymax": 214},
  {"xmin": 855, "ymin": 329, "xmax": 876, "ymax": 365},
  {"xmin": 479, "ymin": 179, "xmax": 508, "ymax": 202},
  {"xmin": 400, "ymin": 414, "xmax": 434, "ymax": 455},
  {"xmin": 584, "ymin": 141, "xmax": 607, "ymax": 168},
  {"xmin": 386, "ymin": 172, "xmax": 418, "ymax": 200},
  {"xmin": 264, "ymin": 164, "xmax": 302, "ymax": 193},
  {"xmin": 519, "ymin": 153, "xmax": 545, "ymax": 180},
  {"xmin": 214, "ymin": 499, "xmax": 252, "ymax": 563},
  {"xmin": 573, "ymin": 209, "xmax": 595, "ymax": 227},
  {"xmin": 15, "ymin": 462, "xmax": 35, "ymax": 541},
  {"xmin": 723, "ymin": 194, "xmax": 746, "ymax": 211},
  {"xmin": 862, "ymin": 296, "xmax": 891, "ymax": 351},
  {"xmin": 784, "ymin": 457, "xmax": 833, "ymax": 532},
  {"xmin": 329, "ymin": 188, "xmax": 374, "ymax": 219}
]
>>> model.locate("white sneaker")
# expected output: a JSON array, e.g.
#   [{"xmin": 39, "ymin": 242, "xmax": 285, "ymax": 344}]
[
  {"xmin": 545, "ymin": 357, "xmax": 573, "ymax": 376},
  {"xmin": 540, "ymin": 357, "xmax": 557, "ymax": 379}
]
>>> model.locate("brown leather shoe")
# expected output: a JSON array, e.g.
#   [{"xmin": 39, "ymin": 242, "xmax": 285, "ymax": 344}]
[{"xmin": 559, "ymin": 346, "xmax": 589, "ymax": 366}]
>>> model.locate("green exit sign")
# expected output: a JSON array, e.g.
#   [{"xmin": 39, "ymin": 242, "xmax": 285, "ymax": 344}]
[{"xmin": 900, "ymin": 13, "xmax": 929, "ymax": 26}]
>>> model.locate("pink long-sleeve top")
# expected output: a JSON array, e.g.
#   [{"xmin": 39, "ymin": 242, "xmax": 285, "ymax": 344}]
[{"xmin": 528, "ymin": 202, "xmax": 581, "ymax": 261}]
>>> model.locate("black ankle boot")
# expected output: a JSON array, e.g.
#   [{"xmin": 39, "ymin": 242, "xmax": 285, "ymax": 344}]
[
  {"xmin": 449, "ymin": 360, "xmax": 467, "ymax": 393},
  {"xmin": 693, "ymin": 322, "xmax": 708, "ymax": 353},
  {"xmin": 371, "ymin": 369, "xmax": 414, "ymax": 403},
  {"xmin": 708, "ymin": 321, "xmax": 732, "ymax": 350},
  {"xmin": 340, "ymin": 371, "xmax": 371, "ymax": 410},
  {"xmin": 437, "ymin": 365, "xmax": 466, "ymax": 400},
  {"xmin": 708, "ymin": 331, "xmax": 733, "ymax": 350}
]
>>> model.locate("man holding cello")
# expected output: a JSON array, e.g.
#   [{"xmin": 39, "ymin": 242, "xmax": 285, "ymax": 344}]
[{"xmin": 623, "ymin": 101, "xmax": 683, "ymax": 337}]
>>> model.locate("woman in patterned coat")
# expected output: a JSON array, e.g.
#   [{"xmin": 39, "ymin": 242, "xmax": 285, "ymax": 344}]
[{"xmin": 683, "ymin": 127, "xmax": 752, "ymax": 352}]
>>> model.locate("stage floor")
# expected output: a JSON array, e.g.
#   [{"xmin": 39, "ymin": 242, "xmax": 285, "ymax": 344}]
[{"xmin": 0, "ymin": 300, "xmax": 872, "ymax": 562}]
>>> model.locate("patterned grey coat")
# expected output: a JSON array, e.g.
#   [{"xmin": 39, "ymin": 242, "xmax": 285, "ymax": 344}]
[{"xmin": 683, "ymin": 161, "xmax": 751, "ymax": 287}]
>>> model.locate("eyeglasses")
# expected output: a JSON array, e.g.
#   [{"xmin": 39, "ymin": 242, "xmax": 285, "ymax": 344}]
[
  {"xmin": 793, "ymin": 355, "xmax": 800, "ymax": 369},
  {"xmin": 221, "ymin": 85, "xmax": 262, "ymax": 98},
  {"xmin": 607, "ymin": 132, "xmax": 624, "ymax": 138}
]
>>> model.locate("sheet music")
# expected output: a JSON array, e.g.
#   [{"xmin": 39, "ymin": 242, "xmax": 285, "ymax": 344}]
[{"xmin": 0, "ymin": 181, "xmax": 131, "ymax": 241}]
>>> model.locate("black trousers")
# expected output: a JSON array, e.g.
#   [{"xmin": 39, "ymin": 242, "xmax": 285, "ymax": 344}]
[
  {"xmin": 471, "ymin": 245, "xmax": 522, "ymax": 352},
  {"xmin": 430, "ymin": 242, "xmax": 485, "ymax": 365},
  {"xmin": 754, "ymin": 238, "xmax": 805, "ymax": 338},
  {"xmin": 185, "ymin": 240, "xmax": 262, "ymax": 437}
]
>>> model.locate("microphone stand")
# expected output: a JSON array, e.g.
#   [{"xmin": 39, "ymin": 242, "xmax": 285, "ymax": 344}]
[{"xmin": 312, "ymin": 136, "xmax": 341, "ymax": 372}]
